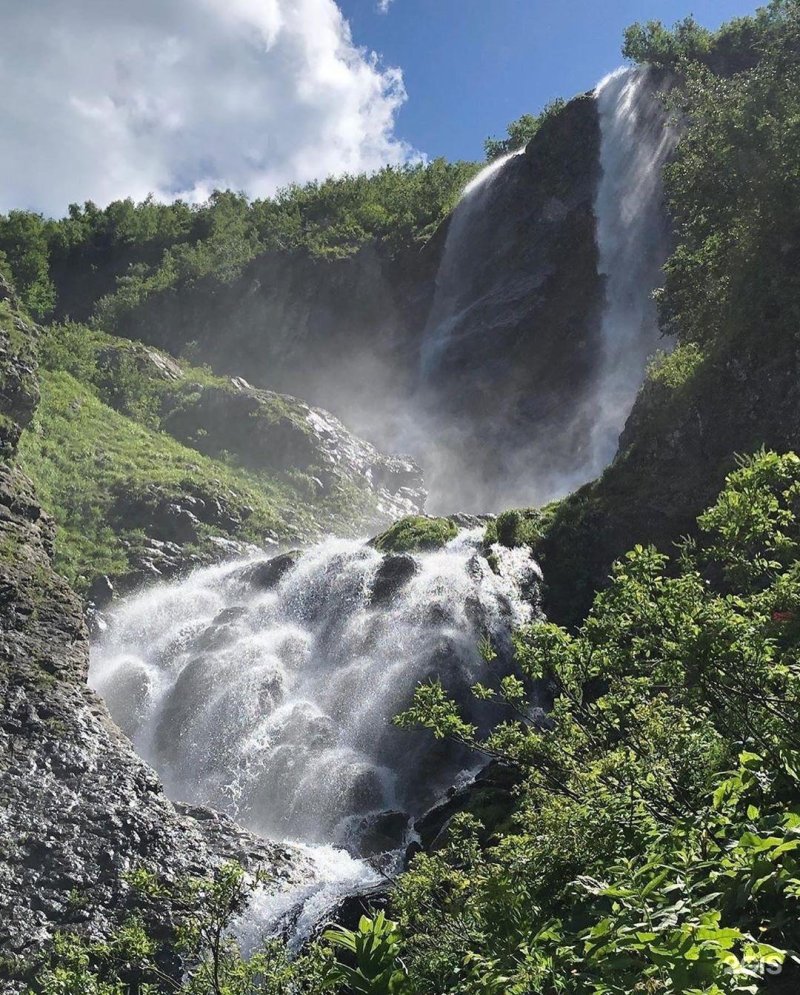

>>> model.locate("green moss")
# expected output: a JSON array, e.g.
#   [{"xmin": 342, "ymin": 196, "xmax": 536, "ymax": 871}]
[
  {"xmin": 373, "ymin": 515, "xmax": 458, "ymax": 554},
  {"xmin": 485, "ymin": 508, "xmax": 547, "ymax": 550}
]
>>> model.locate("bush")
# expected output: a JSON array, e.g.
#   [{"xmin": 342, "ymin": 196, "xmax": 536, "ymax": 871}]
[{"xmin": 484, "ymin": 100, "xmax": 567, "ymax": 161}]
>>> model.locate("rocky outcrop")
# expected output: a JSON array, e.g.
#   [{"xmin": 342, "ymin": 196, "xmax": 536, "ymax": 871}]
[
  {"xmin": 0, "ymin": 289, "xmax": 304, "ymax": 991},
  {"xmin": 415, "ymin": 94, "xmax": 605, "ymax": 509},
  {"xmin": 161, "ymin": 379, "xmax": 426, "ymax": 523},
  {"xmin": 37, "ymin": 332, "xmax": 426, "ymax": 602}
]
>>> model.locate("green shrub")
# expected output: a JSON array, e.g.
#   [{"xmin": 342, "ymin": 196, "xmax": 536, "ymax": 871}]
[
  {"xmin": 645, "ymin": 341, "xmax": 705, "ymax": 391},
  {"xmin": 484, "ymin": 100, "xmax": 567, "ymax": 161}
]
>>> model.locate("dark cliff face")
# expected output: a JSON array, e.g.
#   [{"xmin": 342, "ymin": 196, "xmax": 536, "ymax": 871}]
[
  {"xmin": 107, "ymin": 95, "xmax": 603, "ymax": 514},
  {"xmin": 112, "ymin": 238, "xmax": 438, "ymax": 452},
  {"xmin": 415, "ymin": 94, "xmax": 603, "ymax": 510},
  {"xmin": 535, "ymin": 324, "xmax": 800, "ymax": 630},
  {"xmin": 0, "ymin": 278, "xmax": 302, "ymax": 991}
]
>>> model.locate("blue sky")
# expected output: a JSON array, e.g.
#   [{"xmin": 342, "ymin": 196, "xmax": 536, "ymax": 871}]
[
  {"xmin": 340, "ymin": 0, "xmax": 761, "ymax": 161},
  {"xmin": 1, "ymin": 0, "xmax": 764, "ymax": 214}
]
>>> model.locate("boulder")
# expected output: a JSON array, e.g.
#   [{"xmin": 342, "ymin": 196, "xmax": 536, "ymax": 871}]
[
  {"xmin": 370, "ymin": 554, "xmax": 418, "ymax": 605},
  {"xmin": 86, "ymin": 574, "xmax": 114, "ymax": 609},
  {"xmin": 237, "ymin": 551, "xmax": 302, "ymax": 590},
  {"xmin": 413, "ymin": 762, "xmax": 520, "ymax": 853},
  {"xmin": 354, "ymin": 810, "xmax": 409, "ymax": 857}
]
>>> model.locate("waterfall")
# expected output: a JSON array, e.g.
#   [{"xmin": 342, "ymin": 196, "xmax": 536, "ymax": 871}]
[
  {"xmin": 90, "ymin": 530, "xmax": 539, "ymax": 930},
  {"xmin": 587, "ymin": 66, "xmax": 677, "ymax": 472},
  {"xmin": 419, "ymin": 149, "xmax": 525, "ymax": 375}
]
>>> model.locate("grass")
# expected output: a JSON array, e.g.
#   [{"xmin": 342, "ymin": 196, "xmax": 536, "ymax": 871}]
[
  {"xmin": 17, "ymin": 370, "xmax": 318, "ymax": 589},
  {"xmin": 17, "ymin": 322, "xmax": 408, "ymax": 589}
]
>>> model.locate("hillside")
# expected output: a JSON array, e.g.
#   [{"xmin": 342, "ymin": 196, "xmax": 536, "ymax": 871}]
[{"xmin": 15, "ymin": 321, "xmax": 424, "ymax": 595}]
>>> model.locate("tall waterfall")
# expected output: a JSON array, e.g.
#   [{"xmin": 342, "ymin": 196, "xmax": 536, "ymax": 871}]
[
  {"xmin": 90, "ymin": 532, "xmax": 539, "ymax": 854},
  {"xmin": 419, "ymin": 149, "xmax": 524, "ymax": 375},
  {"xmin": 587, "ymin": 66, "xmax": 677, "ymax": 472}
]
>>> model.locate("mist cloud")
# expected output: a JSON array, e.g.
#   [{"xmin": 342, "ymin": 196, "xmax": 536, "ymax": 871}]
[{"xmin": 0, "ymin": 0, "xmax": 414, "ymax": 216}]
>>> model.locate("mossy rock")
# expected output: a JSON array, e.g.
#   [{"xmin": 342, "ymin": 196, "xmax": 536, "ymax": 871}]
[{"xmin": 372, "ymin": 515, "xmax": 458, "ymax": 554}]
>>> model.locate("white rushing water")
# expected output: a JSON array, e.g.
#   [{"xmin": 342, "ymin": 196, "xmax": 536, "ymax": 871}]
[
  {"xmin": 419, "ymin": 148, "xmax": 525, "ymax": 375},
  {"xmin": 90, "ymin": 531, "xmax": 539, "ymax": 937},
  {"xmin": 587, "ymin": 66, "xmax": 677, "ymax": 472}
]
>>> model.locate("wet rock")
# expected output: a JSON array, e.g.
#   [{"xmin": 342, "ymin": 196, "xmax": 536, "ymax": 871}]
[
  {"xmin": 86, "ymin": 574, "xmax": 114, "ymax": 608},
  {"xmin": 413, "ymin": 763, "xmax": 521, "ymax": 853},
  {"xmin": 237, "ymin": 551, "xmax": 302, "ymax": 590},
  {"xmin": 370, "ymin": 554, "xmax": 418, "ymax": 605},
  {"xmin": 354, "ymin": 810, "xmax": 409, "ymax": 857},
  {"xmin": 327, "ymin": 887, "xmax": 391, "ymax": 935},
  {"xmin": 212, "ymin": 606, "xmax": 248, "ymax": 626}
]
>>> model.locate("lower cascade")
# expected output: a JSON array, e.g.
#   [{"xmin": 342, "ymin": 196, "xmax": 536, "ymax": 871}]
[{"xmin": 89, "ymin": 529, "xmax": 540, "ymax": 932}]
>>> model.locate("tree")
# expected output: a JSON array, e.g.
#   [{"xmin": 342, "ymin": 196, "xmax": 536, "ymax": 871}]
[{"xmin": 484, "ymin": 101, "xmax": 566, "ymax": 161}]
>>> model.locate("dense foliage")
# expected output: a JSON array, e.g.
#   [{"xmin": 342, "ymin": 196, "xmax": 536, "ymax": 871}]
[
  {"xmin": 0, "ymin": 160, "xmax": 479, "ymax": 324},
  {"xmin": 622, "ymin": 1, "xmax": 797, "ymax": 72},
  {"xmin": 656, "ymin": 3, "xmax": 800, "ymax": 354},
  {"xmin": 386, "ymin": 450, "xmax": 800, "ymax": 993}
]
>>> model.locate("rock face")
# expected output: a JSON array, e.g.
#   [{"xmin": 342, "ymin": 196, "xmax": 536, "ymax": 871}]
[
  {"xmin": 38, "ymin": 331, "xmax": 426, "ymax": 603},
  {"xmin": 111, "ymin": 241, "xmax": 434, "ymax": 464},
  {"xmin": 416, "ymin": 95, "xmax": 604, "ymax": 509},
  {"xmin": 0, "ymin": 284, "xmax": 304, "ymax": 991}
]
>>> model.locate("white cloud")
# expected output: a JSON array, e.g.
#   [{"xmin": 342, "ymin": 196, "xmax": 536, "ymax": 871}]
[
  {"xmin": 0, "ymin": 0, "xmax": 413, "ymax": 215},
  {"xmin": 376, "ymin": 0, "xmax": 396, "ymax": 12}
]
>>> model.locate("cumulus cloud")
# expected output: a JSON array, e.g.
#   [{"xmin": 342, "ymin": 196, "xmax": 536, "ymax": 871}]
[
  {"xmin": 0, "ymin": 0, "xmax": 413, "ymax": 215},
  {"xmin": 376, "ymin": 0, "xmax": 396, "ymax": 12}
]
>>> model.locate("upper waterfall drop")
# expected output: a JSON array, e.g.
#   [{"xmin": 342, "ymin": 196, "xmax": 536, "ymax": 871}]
[
  {"xmin": 587, "ymin": 66, "xmax": 677, "ymax": 473},
  {"xmin": 419, "ymin": 148, "xmax": 525, "ymax": 375}
]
